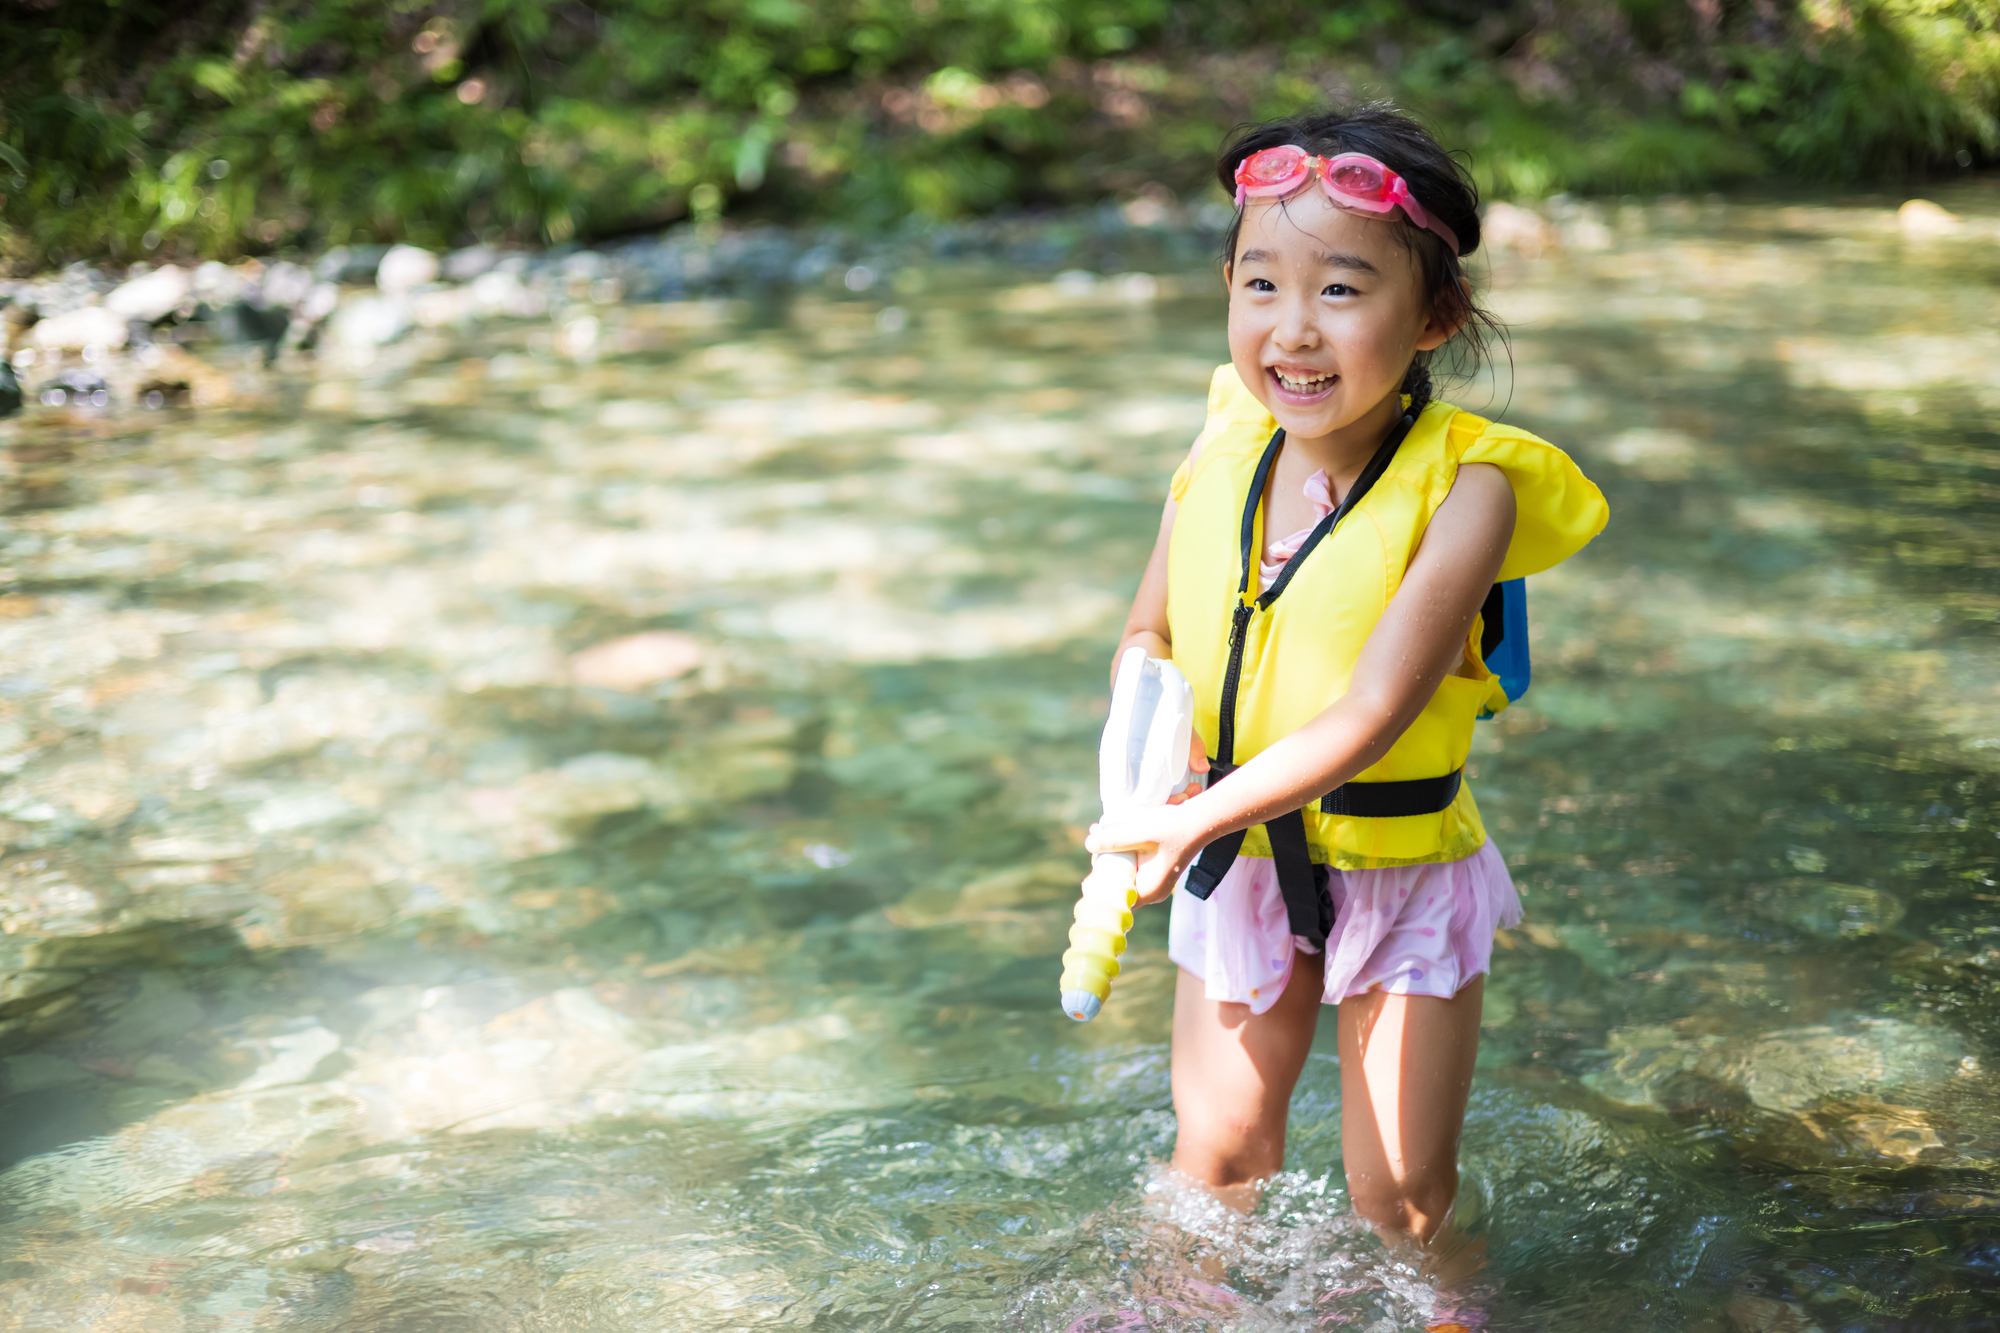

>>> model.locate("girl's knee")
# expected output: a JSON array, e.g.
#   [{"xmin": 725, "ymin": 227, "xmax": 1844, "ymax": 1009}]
[
  {"xmin": 1347, "ymin": 1165, "xmax": 1458, "ymax": 1239},
  {"xmin": 1172, "ymin": 1118, "xmax": 1285, "ymax": 1188}
]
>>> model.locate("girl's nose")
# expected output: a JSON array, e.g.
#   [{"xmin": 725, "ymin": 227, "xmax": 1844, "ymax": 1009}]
[{"xmin": 1273, "ymin": 294, "xmax": 1320, "ymax": 350}]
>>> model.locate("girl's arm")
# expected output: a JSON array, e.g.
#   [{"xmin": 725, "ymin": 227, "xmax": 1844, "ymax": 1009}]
[
  {"xmin": 1114, "ymin": 494, "xmax": 1178, "ymax": 676},
  {"xmin": 1090, "ymin": 462, "xmax": 1517, "ymax": 903},
  {"xmin": 1113, "ymin": 424, "xmax": 1215, "ymax": 682}
]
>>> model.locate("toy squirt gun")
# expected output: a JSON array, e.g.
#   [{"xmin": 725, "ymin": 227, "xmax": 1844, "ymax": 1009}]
[{"xmin": 1059, "ymin": 646, "xmax": 1196, "ymax": 1022}]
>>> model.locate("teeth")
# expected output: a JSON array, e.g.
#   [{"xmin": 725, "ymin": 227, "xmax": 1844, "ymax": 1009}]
[{"xmin": 1275, "ymin": 370, "xmax": 1334, "ymax": 393}]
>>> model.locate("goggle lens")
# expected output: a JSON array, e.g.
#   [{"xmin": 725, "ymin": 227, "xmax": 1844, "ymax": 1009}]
[
  {"xmin": 1327, "ymin": 159, "xmax": 1386, "ymax": 198},
  {"xmin": 1240, "ymin": 145, "xmax": 1309, "ymax": 188}
]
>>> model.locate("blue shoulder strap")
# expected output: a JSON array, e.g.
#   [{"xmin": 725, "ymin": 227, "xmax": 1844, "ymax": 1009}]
[{"xmin": 1477, "ymin": 579, "xmax": 1531, "ymax": 717}]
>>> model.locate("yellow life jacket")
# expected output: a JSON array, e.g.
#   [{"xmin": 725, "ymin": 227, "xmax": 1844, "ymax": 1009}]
[{"xmin": 1166, "ymin": 364, "xmax": 1609, "ymax": 882}]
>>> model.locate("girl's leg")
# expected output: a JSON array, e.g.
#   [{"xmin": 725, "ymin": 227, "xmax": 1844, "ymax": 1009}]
[
  {"xmin": 1335, "ymin": 977, "xmax": 1484, "ymax": 1242},
  {"xmin": 1169, "ymin": 947, "xmax": 1326, "ymax": 1207}
]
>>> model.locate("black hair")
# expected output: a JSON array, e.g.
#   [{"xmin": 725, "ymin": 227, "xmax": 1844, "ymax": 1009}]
[{"xmin": 1217, "ymin": 103, "xmax": 1504, "ymax": 415}]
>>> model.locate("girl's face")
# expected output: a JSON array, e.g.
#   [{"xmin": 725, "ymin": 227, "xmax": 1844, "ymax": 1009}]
[{"xmin": 1225, "ymin": 186, "xmax": 1458, "ymax": 447}]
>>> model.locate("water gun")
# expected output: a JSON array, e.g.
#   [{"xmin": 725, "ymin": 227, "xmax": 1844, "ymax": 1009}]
[{"xmin": 1059, "ymin": 646, "xmax": 1196, "ymax": 1022}]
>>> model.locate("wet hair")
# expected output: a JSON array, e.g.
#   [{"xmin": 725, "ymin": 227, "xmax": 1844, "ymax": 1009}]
[{"xmin": 1217, "ymin": 103, "xmax": 1503, "ymax": 414}]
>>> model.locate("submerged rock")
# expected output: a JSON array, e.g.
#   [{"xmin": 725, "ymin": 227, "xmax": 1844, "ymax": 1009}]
[
  {"xmin": 567, "ymin": 631, "xmax": 705, "ymax": 691},
  {"xmin": 1590, "ymin": 1016, "xmax": 1965, "ymax": 1117},
  {"xmin": 1744, "ymin": 877, "xmax": 1905, "ymax": 938},
  {"xmin": 0, "ymin": 359, "xmax": 19, "ymax": 416}
]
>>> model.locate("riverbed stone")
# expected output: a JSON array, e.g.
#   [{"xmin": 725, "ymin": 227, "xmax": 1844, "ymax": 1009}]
[
  {"xmin": 324, "ymin": 295, "xmax": 409, "ymax": 353},
  {"xmin": 31, "ymin": 306, "xmax": 127, "ymax": 353},
  {"xmin": 1588, "ymin": 1016, "xmax": 1966, "ymax": 1117},
  {"xmin": 568, "ymin": 631, "xmax": 705, "ymax": 691},
  {"xmin": 1695, "ymin": 1019, "xmax": 1963, "ymax": 1113},
  {"xmin": 314, "ymin": 245, "xmax": 389, "ymax": 285},
  {"xmin": 133, "ymin": 343, "xmax": 236, "ymax": 407},
  {"xmin": 30, "ymin": 367, "xmax": 111, "ymax": 410},
  {"xmin": 104, "ymin": 265, "xmax": 192, "ymax": 323},
  {"xmin": 263, "ymin": 862, "xmax": 402, "ymax": 937},
  {"xmin": 340, "ymin": 985, "xmax": 647, "ymax": 1136},
  {"xmin": 443, "ymin": 244, "xmax": 500, "ymax": 281},
  {"xmin": 1745, "ymin": 878, "xmax": 1905, "ymax": 938},
  {"xmin": 1898, "ymin": 198, "xmax": 1959, "ymax": 239},
  {"xmin": 375, "ymin": 245, "xmax": 440, "ymax": 296},
  {"xmin": 233, "ymin": 1022, "xmax": 341, "ymax": 1091}
]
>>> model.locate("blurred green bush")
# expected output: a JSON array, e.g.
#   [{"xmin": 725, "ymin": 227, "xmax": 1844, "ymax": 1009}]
[{"xmin": 2, "ymin": 0, "xmax": 1995, "ymax": 271}]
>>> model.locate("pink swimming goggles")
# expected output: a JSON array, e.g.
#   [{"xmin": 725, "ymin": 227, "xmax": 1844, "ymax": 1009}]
[{"xmin": 1233, "ymin": 144, "xmax": 1461, "ymax": 256}]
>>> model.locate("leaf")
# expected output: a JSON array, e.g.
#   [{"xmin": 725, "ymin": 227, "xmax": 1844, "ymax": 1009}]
[
  {"xmin": 191, "ymin": 59, "xmax": 246, "ymax": 103},
  {"xmin": 0, "ymin": 142, "xmax": 25, "ymax": 176}
]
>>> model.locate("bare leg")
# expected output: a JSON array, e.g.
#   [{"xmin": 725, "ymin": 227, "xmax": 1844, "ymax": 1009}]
[
  {"xmin": 1168, "ymin": 948, "xmax": 1326, "ymax": 1209},
  {"xmin": 1336, "ymin": 976, "xmax": 1484, "ymax": 1244}
]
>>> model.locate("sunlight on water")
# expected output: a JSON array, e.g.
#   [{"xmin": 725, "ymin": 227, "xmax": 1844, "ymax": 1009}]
[{"xmin": 2, "ymin": 187, "xmax": 1998, "ymax": 1331}]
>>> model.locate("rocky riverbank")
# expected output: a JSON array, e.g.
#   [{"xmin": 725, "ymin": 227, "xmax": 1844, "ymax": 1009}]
[
  {"xmin": 4, "ymin": 192, "xmax": 1988, "ymax": 428},
  {"xmin": 0, "ymin": 206, "xmax": 1221, "ymax": 421}
]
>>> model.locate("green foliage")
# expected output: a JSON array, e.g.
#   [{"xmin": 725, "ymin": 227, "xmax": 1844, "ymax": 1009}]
[{"xmin": 1, "ymin": 0, "xmax": 1994, "ymax": 272}]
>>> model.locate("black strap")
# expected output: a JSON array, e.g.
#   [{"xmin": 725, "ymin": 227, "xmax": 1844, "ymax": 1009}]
[
  {"xmin": 1264, "ymin": 808, "xmax": 1330, "ymax": 944},
  {"xmin": 1479, "ymin": 582, "xmax": 1506, "ymax": 659},
  {"xmin": 1321, "ymin": 768, "xmax": 1462, "ymax": 817}
]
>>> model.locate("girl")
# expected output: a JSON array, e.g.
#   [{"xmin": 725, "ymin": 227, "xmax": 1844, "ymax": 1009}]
[{"xmin": 1087, "ymin": 105, "xmax": 1608, "ymax": 1246}]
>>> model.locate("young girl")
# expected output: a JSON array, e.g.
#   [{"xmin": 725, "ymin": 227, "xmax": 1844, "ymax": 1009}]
[{"xmin": 1087, "ymin": 106, "xmax": 1608, "ymax": 1246}]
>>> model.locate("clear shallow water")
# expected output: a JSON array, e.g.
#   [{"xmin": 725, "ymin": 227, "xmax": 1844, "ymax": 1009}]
[{"xmin": 2, "ymin": 188, "xmax": 1998, "ymax": 1332}]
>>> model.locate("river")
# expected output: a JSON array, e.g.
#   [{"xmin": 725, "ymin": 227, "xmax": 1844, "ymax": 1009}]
[{"xmin": 2, "ymin": 188, "xmax": 1997, "ymax": 1331}]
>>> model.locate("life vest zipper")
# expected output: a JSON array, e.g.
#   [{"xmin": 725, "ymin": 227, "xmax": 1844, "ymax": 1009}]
[{"xmin": 1214, "ymin": 601, "xmax": 1254, "ymax": 771}]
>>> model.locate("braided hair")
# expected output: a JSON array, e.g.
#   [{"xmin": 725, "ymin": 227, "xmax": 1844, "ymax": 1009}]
[{"xmin": 1216, "ymin": 104, "xmax": 1502, "ymax": 416}]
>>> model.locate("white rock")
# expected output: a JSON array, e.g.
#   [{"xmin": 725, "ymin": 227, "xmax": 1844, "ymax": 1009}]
[
  {"xmin": 191, "ymin": 259, "xmax": 243, "ymax": 305},
  {"xmin": 376, "ymin": 244, "xmax": 441, "ymax": 296},
  {"xmin": 32, "ymin": 305, "xmax": 129, "ymax": 352},
  {"xmin": 568, "ymin": 631, "xmax": 704, "ymax": 691},
  {"xmin": 470, "ymin": 269, "xmax": 543, "ymax": 317},
  {"xmin": 104, "ymin": 266, "xmax": 192, "ymax": 322},
  {"xmin": 235, "ymin": 1023, "xmax": 341, "ymax": 1091},
  {"xmin": 444, "ymin": 244, "xmax": 500, "ymax": 281},
  {"xmin": 260, "ymin": 261, "xmax": 315, "ymax": 311},
  {"xmin": 301, "ymin": 281, "xmax": 340, "ymax": 322},
  {"xmin": 325, "ymin": 294, "xmax": 409, "ymax": 350},
  {"xmin": 1898, "ymin": 198, "xmax": 1960, "ymax": 239},
  {"xmin": 411, "ymin": 284, "xmax": 478, "ymax": 328}
]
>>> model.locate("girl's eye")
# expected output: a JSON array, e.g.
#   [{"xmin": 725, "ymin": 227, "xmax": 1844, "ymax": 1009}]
[
  {"xmin": 1322, "ymin": 283, "xmax": 1353, "ymax": 297},
  {"xmin": 1247, "ymin": 278, "xmax": 1276, "ymax": 292}
]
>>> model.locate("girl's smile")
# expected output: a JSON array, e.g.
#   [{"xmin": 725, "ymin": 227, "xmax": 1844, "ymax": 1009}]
[{"xmin": 1269, "ymin": 364, "xmax": 1338, "ymax": 403}]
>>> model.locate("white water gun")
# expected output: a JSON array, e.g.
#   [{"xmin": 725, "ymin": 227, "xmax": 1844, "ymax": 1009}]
[{"xmin": 1060, "ymin": 646, "xmax": 1196, "ymax": 1022}]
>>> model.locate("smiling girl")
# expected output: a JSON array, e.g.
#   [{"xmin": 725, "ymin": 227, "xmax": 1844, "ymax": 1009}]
[{"xmin": 1087, "ymin": 107, "xmax": 1608, "ymax": 1257}]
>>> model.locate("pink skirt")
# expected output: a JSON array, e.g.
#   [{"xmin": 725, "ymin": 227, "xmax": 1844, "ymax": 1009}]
[{"xmin": 1167, "ymin": 840, "xmax": 1522, "ymax": 1014}]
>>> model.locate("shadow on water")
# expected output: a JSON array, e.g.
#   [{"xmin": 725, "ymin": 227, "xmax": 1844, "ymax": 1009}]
[{"xmin": 1, "ymin": 187, "xmax": 1998, "ymax": 1329}]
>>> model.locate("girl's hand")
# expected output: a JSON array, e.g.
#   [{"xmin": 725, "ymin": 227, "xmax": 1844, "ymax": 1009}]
[
  {"xmin": 1086, "ymin": 801, "xmax": 1208, "ymax": 906},
  {"xmin": 1167, "ymin": 730, "xmax": 1210, "ymax": 805}
]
